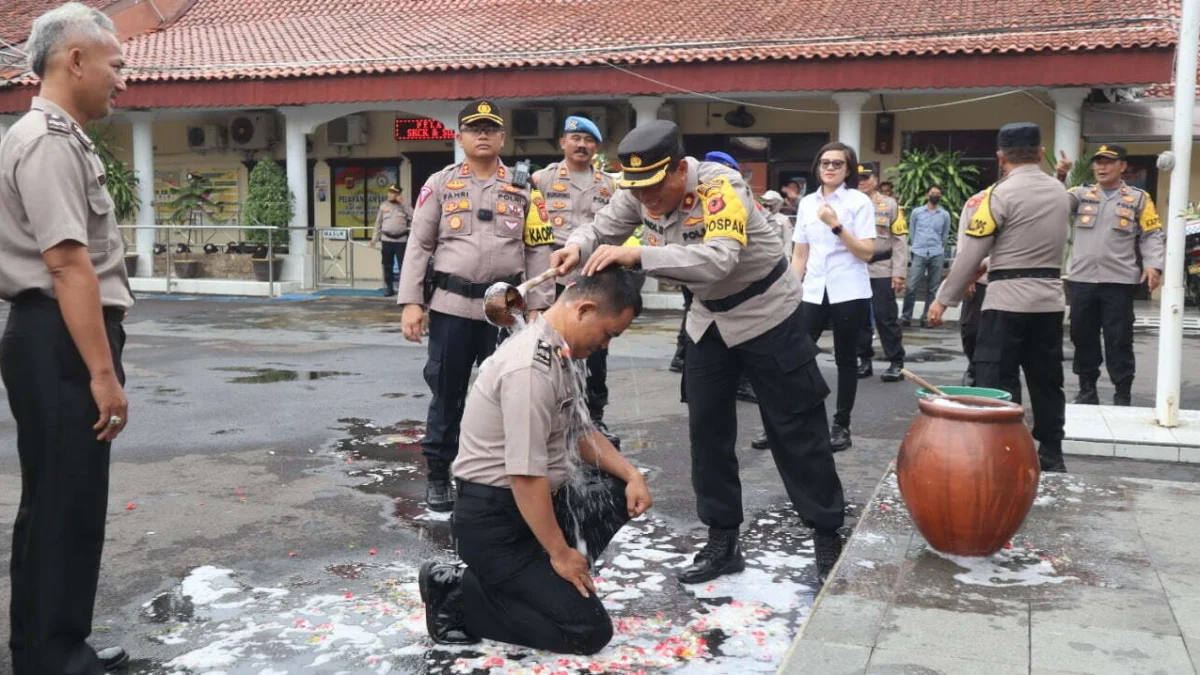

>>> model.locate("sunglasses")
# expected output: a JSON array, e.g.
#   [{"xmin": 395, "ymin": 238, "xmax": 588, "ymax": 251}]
[{"xmin": 820, "ymin": 160, "xmax": 847, "ymax": 170}]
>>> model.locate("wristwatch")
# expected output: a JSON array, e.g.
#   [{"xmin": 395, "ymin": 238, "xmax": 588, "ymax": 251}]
[{"xmin": 831, "ymin": 225, "xmax": 843, "ymax": 235}]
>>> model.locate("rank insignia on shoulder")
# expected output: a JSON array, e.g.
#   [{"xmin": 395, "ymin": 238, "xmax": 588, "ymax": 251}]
[
  {"xmin": 44, "ymin": 113, "xmax": 72, "ymax": 136},
  {"xmin": 533, "ymin": 340, "xmax": 554, "ymax": 369}
]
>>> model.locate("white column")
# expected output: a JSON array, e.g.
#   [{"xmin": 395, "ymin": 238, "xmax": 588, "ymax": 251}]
[
  {"xmin": 1047, "ymin": 88, "xmax": 1089, "ymax": 161},
  {"xmin": 128, "ymin": 112, "xmax": 156, "ymax": 277},
  {"xmin": 435, "ymin": 113, "xmax": 466, "ymax": 164},
  {"xmin": 630, "ymin": 96, "xmax": 665, "ymax": 128},
  {"xmin": 282, "ymin": 110, "xmax": 314, "ymax": 287},
  {"xmin": 832, "ymin": 92, "xmax": 871, "ymax": 153},
  {"xmin": 1156, "ymin": 0, "xmax": 1200, "ymax": 427}
]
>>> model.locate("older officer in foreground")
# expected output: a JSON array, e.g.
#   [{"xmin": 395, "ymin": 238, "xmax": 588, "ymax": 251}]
[
  {"xmin": 398, "ymin": 100, "xmax": 554, "ymax": 513},
  {"xmin": 533, "ymin": 115, "xmax": 622, "ymax": 446},
  {"xmin": 1056, "ymin": 144, "xmax": 1164, "ymax": 406},
  {"xmin": 929, "ymin": 123, "xmax": 1070, "ymax": 473},
  {"xmin": 551, "ymin": 121, "xmax": 847, "ymax": 586},
  {"xmin": 418, "ymin": 268, "xmax": 650, "ymax": 654},
  {"xmin": 0, "ymin": 3, "xmax": 133, "ymax": 672}
]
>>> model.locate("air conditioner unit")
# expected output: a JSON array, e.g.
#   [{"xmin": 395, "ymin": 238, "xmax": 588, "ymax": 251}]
[
  {"xmin": 563, "ymin": 106, "xmax": 608, "ymax": 140},
  {"xmin": 328, "ymin": 115, "xmax": 368, "ymax": 146},
  {"xmin": 186, "ymin": 124, "xmax": 225, "ymax": 150},
  {"xmin": 512, "ymin": 108, "xmax": 556, "ymax": 140},
  {"xmin": 228, "ymin": 113, "xmax": 277, "ymax": 150}
]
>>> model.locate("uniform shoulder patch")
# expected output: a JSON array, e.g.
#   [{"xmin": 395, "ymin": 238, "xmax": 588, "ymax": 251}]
[
  {"xmin": 1139, "ymin": 194, "xmax": 1162, "ymax": 232},
  {"xmin": 43, "ymin": 113, "xmax": 72, "ymax": 136},
  {"xmin": 891, "ymin": 209, "xmax": 908, "ymax": 236},
  {"xmin": 698, "ymin": 176, "xmax": 748, "ymax": 247},
  {"xmin": 964, "ymin": 191, "xmax": 985, "ymax": 210},
  {"xmin": 533, "ymin": 339, "xmax": 554, "ymax": 369},
  {"xmin": 524, "ymin": 190, "xmax": 554, "ymax": 247},
  {"xmin": 964, "ymin": 186, "xmax": 998, "ymax": 238}
]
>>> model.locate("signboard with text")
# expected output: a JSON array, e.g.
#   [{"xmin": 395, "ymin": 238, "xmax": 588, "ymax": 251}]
[{"xmin": 394, "ymin": 118, "xmax": 455, "ymax": 141}]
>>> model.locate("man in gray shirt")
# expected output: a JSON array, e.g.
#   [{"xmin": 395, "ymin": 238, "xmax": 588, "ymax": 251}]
[{"xmin": 902, "ymin": 185, "xmax": 952, "ymax": 327}]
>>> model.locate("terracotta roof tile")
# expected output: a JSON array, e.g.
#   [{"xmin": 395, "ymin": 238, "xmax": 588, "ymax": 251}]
[
  {"xmin": 1, "ymin": 0, "xmax": 114, "ymax": 44},
  {"xmin": 5, "ymin": 0, "xmax": 1182, "ymax": 84}
]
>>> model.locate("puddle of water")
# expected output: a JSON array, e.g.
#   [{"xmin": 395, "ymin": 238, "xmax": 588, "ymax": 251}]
[{"xmin": 212, "ymin": 367, "xmax": 355, "ymax": 384}]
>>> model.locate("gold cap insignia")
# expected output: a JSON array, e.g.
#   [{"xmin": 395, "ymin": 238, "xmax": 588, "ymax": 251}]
[
  {"xmin": 630, "ymin": 155, "xmax": 644, "ymax": 168},
  {"xmin": 478, "ymin": 102, "xmax": 492, "ymax": 114},
  {"xmin": 1098, "ymin": 145, "xmax": 1109, "ymax": 154}
]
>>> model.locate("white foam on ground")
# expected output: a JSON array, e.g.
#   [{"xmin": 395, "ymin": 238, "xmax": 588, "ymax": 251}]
[
  {"xmin": 932, "ymin": 547, "xmax": 1079, "ymax": 587},
  {"xmin": 181, "ymin": 566, "xmax": 242, "ymax": 605},
  {"xmin": 688, "ymin": 568, "xmax": 808, "ymax": 610}
]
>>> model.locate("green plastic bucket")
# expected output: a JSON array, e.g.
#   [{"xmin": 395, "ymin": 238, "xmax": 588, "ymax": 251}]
[{"xmin": 915, "ymin": 385, "xmax": 1012, "ymax": 401}]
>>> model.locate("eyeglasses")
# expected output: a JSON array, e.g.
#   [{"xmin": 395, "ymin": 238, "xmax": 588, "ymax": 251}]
[
  {"xmin": 819, "ymin": 160, "xmax": 847, "ymax": 170},
  {"xmin": 461, "ymin": 126, "xmax": 503, "ymax": 136}
]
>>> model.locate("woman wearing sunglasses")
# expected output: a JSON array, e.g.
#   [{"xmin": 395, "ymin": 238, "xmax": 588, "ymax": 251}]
[{"xmin": 790, "ymin": 143, "xmax": 877, "ymax": 453}]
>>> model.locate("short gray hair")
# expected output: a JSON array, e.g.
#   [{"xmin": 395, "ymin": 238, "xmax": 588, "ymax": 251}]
[{"xmin": 26, "ymin": 3, "xmax": 116, "ymax": 77}]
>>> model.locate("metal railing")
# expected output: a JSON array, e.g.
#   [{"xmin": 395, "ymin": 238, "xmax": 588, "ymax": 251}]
[{"xmin": 119, "ymin": 224, "xmax": 287, "ymax": 297}]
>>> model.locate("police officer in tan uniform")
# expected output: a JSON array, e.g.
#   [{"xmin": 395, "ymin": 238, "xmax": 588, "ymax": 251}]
[
  {"xmin": 929, "ymin": 123, "xmax": 1070, "ymax": 473},
  {"xmin": 370, "ymin": 184, "xmax": 412, "ymax": 297},
  {"xmin": 1055, "ymin": 144, "xmax": 1165, "ymax": 406},
  {"xmin": 0, "ymin": 4, "xmax": 133, "ymax": 671},
  {"xmin": 532, "ymin": 115, "xmax": 621, "ymax": 446},
  {"xmin": 398, "ymin": 100, "xmax": 554, "ymax": 512},
  {"xmin": 418, "ymin": 268, "xmax": 651, "ymax": 654},
  {"xmin": 855, "ymin": 164, "xmax": 909, "ymax": 382},
  {"xmin": 552, "ymin": 120, "xmax": 847, "ymax": 586}
]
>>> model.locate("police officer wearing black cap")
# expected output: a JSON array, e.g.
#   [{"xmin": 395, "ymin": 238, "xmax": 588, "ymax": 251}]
[
  {"xmin": 552, "ymin": 120, "xmax": 847, "ymax": 585},
  {"xmin": 1055, "ymin": 144, "xmax": 1165, "ymax": 406},
  {"xmin": 929, "ymin": 122, "xmax": 1071, "ymax": 472},
  {"xmin": 398, "ymin": 100, "xmax": 554, "ymax": 512},
  {"xmin": 371, "ymin": 184, "xmax": 412, "ymax": 297}
]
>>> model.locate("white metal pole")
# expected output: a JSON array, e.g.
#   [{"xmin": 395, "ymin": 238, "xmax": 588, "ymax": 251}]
[{"xmin": 1156, "ymin": 0, "xmax": 1199, "ymax": 426}]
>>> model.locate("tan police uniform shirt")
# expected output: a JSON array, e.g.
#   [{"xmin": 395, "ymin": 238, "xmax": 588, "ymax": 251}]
[
  {"xmin": 533, "ymin": 161, "xmax": 616, "ymax": 284},
  {"xmin": 766, "ymin": 210, "xmax": 794, "ymax": 258},
  {"xmin": 865, "ymin": 191, "xmax": 909, "ymax": 279},
  {"xmin": 936, "ymin": 164, "xmax": 1069, "ymax": 313},
  {"xmin": 568, "ymin": 158, "xmax": 801, "ymax": 347},
  {"xmin": 1067, "ymin": 182, "xmax": 1165, "ymax": 284},
  {"xmin": 0, "ymin": 97, "xmax": 133, "ymax": 310},
  {"xmin": 374, "ymin": 200, "xmax": 413, "ymax": 242},
  {"xmin": 452, "ymin": 317, "xmax": 573, "ymax": 489},
  {"xmin": 397, "ymin": 161, "xmax": 554, "ymax": 321}
]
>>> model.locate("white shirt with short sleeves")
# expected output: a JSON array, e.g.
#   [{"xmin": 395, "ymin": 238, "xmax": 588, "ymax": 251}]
[{"xmin": 793, "ymin": 185, "xmax": 876, "ymax": 304}]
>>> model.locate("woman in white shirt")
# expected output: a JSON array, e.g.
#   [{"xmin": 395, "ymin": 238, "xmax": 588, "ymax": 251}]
[{"xmin": 791, "ymin": 143, "xmax": 877, "ymax": 452}]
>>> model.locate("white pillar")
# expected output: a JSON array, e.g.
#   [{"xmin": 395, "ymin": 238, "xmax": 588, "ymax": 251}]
[
  {"xmin": 1156, "ymin": 0, "xmax": 1199, "ymax": 427},
  {"xmin": 1047, "ymin": 88, "xmax": 1088, "ymax": 162},
  {"xmin": 630, "ymin": 96, "xmax": 665, "ymax": 128},
  {"xmin": 832, "ymin": 92, "xmax": 871, "ymax": 153},
  {"xmin": 282, "ymin": 110, "xmax": 314, "ymax": 287},
  {"xmin": 434, "ymin": 113, "xmax": 466, "ymax": 164},
  {"xmin": 128, "ymin": 112, "xmax": 156, "ymax": 277}
]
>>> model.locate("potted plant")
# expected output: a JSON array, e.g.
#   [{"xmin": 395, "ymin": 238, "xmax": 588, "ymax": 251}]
[
  {"xmin": 163, "ymin": 173, "xmax": 218, "ymax": 279},
  {"xmin": 242, "ymin": 160, "xmax": 294, "ymax": 282},
  {"xmin": 86, "ymin": 126, "xmax": 141, "ymax": 276}
]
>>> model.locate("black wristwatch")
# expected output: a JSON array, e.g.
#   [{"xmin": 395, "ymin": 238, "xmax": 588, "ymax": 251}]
[{"xmin": 831, "ymin": 225, "xmax": 843, "ymax": 235}]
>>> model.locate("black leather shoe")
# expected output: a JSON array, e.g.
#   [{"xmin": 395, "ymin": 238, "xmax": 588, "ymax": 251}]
[
  {"xmin": 594, "ymin": 419, "xmax": 622, "ymax": 449},
  {"xmin": 881, "ymin": 364, "xmax": 903, "ymax": 382},
  {"xmin": 814, "ymin": 530, "xmax": 844, "ymax": 586},
  {"xmin": 961, "ymin": 369, "xmax": 976, "ymax": 387},
  {"xmin": 736, "ymin": 378, "xmax": 758, "ymax": 404},
  {"xmin": 98, "ymin": 647, "xmax": 129, "ymax": 671},
  {"xmin": 418, "ymin": 562, "xmax": 480, "ymax": 645},
  {"xmin": 669, "ymin": 350, "xmax": 685, "ymax": 373},
  {"xmin": 1113, "ymin": 389, "xmax": 1132, "ymax": 406},
  {"xmin": 830, "ymin": 425, "xmax": 852, "ymax": 453},
  {"xmin": 678, "ymin": 528, "xmax": 745, "ymax": 584},
  {"xmin": 1073, "ymin": 383, "xmax": 1100, "ymax": 405},
  {"xmin": 900, "ymin": 318, "xmax": 912, "ymax": 328},
  {"xmin": 1038, "ymin": 443, "xmax": 1067, "ymax": 473},
  {"xmin": 383, "ymin": 286, "xmax": 397, "ymax": 297},
  {"xmin": 857, "ymin": 361, "xmax": 873, "ymax": 379},
  {"xmin": 750, "ymin": 431, "xmax": 771, "ymax": 450},
  {"xmin": 425, "ymin": 478, "xmax": 454, "ymax": 513}
]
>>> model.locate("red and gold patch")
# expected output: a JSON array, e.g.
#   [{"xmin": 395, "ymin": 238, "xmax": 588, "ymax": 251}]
[
  {"xmin": 449, "ymin": 216, "xmax": 463, "ymax": 230},
  {"xmin": 496, "ymin": 202, "xmax": 508, "ymax": 214},
  {"xmin": 552, "ymin": 201, "xmax": 568, "ymax": 210},
  {"xmin": 553, "ymin": 216, "xmax": 565, "ymax": 227},
  {"xmin": 682, "ymin": 193, "xmax": 697, "ymax": 211},
  {"xmin": 552, "ymin": 183, "xmax": 568, "ymax": 192},
  {"xmin": 446, "ymin": 180, "xmax": 466, "ymax": 190},
  {"xmin": 706, "ymin": 196, "xmax": 726, "ymax": 215}
]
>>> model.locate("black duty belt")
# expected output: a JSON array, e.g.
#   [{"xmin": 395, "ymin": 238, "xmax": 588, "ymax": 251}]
[
  {"xmin": 869, "ymin": 249, "xmax": 893, "ymax": 263},
  {"xmin": 697, "ymin": 258, "xmax": 789, "ymax": 313},
  {"xmin": 457, "ymin": 480, "xmax": 517, "ymax": 504},
  {"xmin": 987, "ymin": 267, "xmax": 1061, "ymax": 282},
  {"xmin": 13, "ymin": 289, "xmax": 125, "ymax": 323},
  {"xmin": 432, "ymin": 272, "xmax": 522, "ymax": 299}
]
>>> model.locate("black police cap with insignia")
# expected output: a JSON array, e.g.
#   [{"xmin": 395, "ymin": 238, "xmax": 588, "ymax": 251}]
[
  {"xmin": 997, "ymin": 122, "xmax": 1041, "ymax": 149},
  {"xmin": 386, "ymin": 184, "xmax": 402, "ymax": 193},
  {"xmin": 459, "ymin": 100, "xmax": 504, "ymax": 127},
  {"xmin": 616, "ymin": 120, "xmax": 683, "ymax": 189},
  {"xmin": 1092, "ymin": 143, "xmax": 1128, "ymax": 161}
]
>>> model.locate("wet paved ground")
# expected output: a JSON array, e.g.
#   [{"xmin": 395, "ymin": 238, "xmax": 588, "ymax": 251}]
[{"xmin": 0, "ymin": 295, "xmax": 1197, "ymax": 673}]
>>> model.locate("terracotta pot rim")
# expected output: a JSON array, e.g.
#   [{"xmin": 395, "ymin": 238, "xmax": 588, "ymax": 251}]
[{"xmin": 916, "ymin": 394, "xmax": 1024, "ymax": 422}]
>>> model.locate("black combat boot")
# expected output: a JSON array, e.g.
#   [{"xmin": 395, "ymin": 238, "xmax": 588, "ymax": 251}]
[
  {"xmin": 1113, "ymin": 381, "xmax": 1133, "ymax": 407},
  {"xmin": 814, "ymin": 530, "xmax": 844, "ymax": 586},
  {"xmin": 1073, "ymin": 377, "xmax": 1100, "ymax": 405},
  {"xmin": 736, "ymin": 376, "xmax": 758, "ymax": 404},
  {"xmin": 881, "ymin": 363, "xmax": 904, "ymax": 383},
  {"xmin": 830, "ymin": 425, "xmax": 852, "ymax": 452},
  {"xmin": 857, "ymin": 360, "xmax": 873, "ymax": 379},
  {"xmin": 1038, "ymin": 442, "xmax": 1067, "ymax": 473},
  {"xmin": 678, "ymin": 528, "xmax": 745, "ymax": 584},
  {"xmin": 426, "ymin": 461, "xmax": 455, "ymax": 513},
  {"xmin": 418, "ymin": 562, "xmax": 479, "ymax": 645}
]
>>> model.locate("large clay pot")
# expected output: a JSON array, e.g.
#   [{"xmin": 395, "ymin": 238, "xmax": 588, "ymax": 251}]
[{"xmin": 897, "ymin": 395, "xmax": 1039, "ymax": 557}]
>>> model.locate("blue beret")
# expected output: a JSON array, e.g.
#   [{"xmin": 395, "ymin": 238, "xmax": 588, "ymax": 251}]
[
  {"xmin": 563, "ymin": 116, "xmax": 602, "ymax": 143},
  {"xmin": 704, "ymin": 151, "xmax": 740, "ymax": 171}
]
